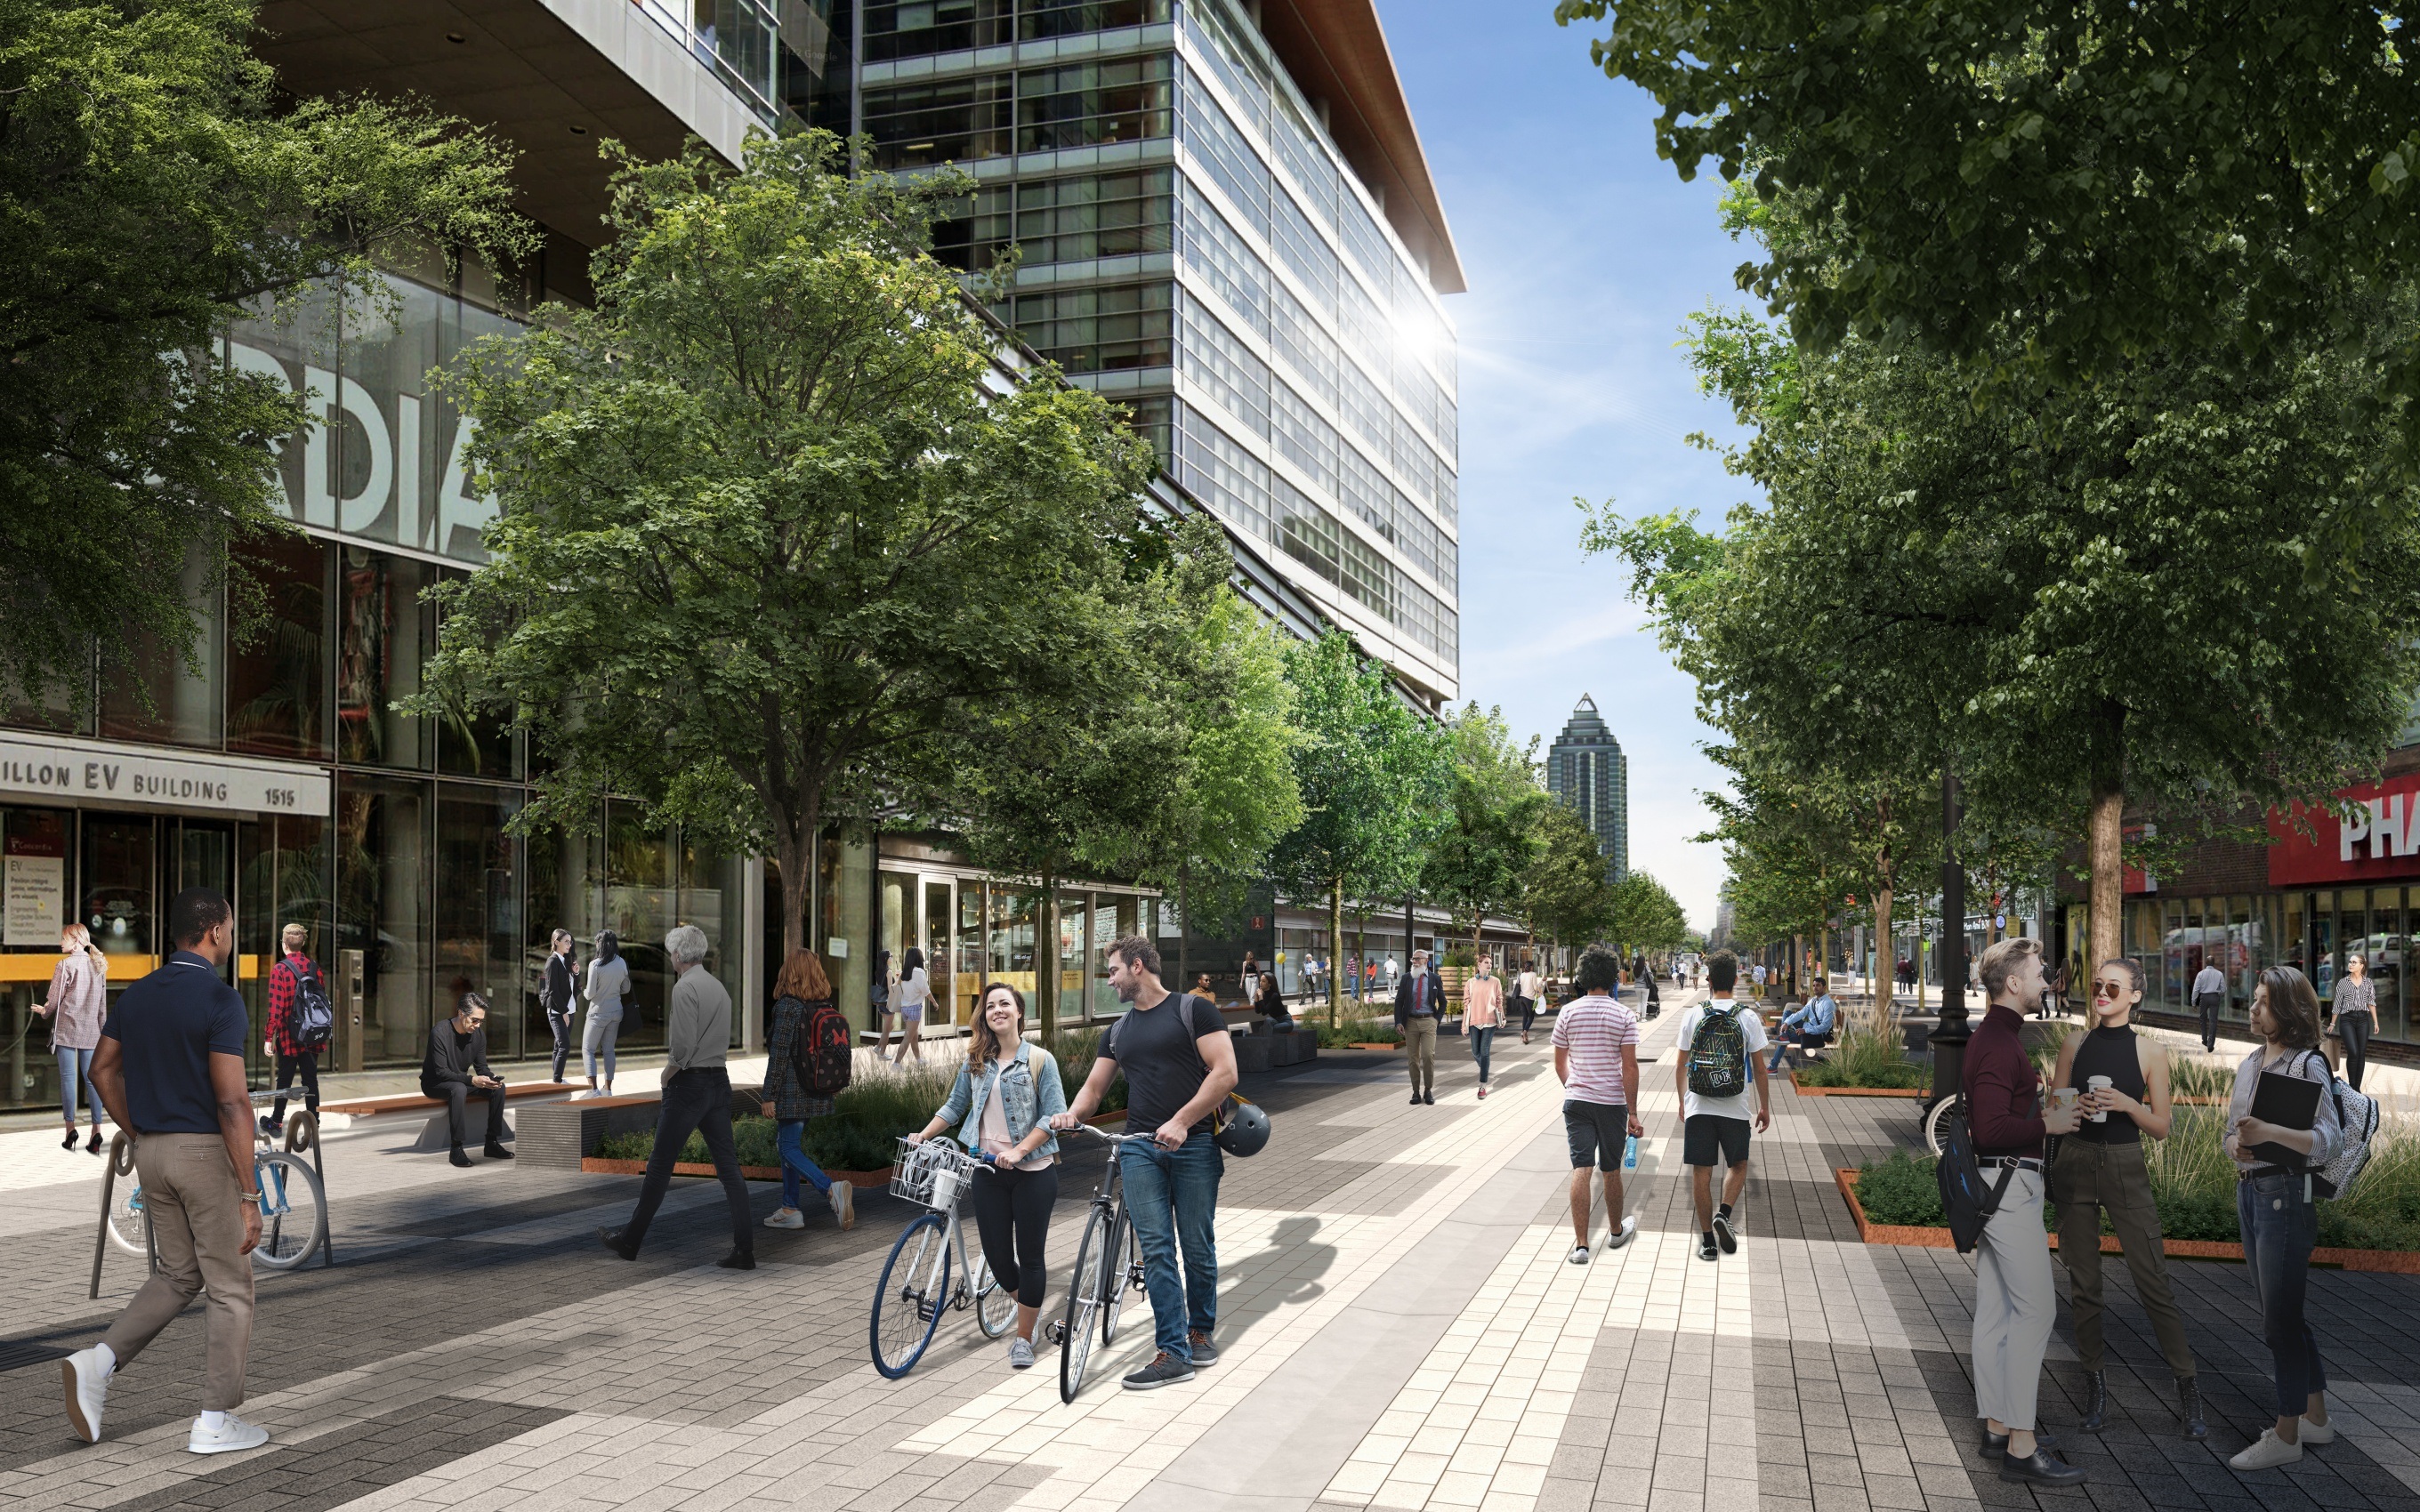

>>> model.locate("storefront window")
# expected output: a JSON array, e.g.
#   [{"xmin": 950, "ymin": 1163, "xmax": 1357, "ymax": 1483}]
[
  {"xmin": 226, "ymin": 537, "xmax": 333, "ymax": 760},
  {"xmin": 2313, "ymin": 889, "xmax": 2336, "ymax": 1001},
  {"xmin": 524, "ymin": 810, "xmax": 604, "ymax": 1054},
  {"xmin": 2381, "ymin": 887, "xmax": 2410, "ymax": 1043},
  {"xmin": 81, "ymin": 815, "xmax": 155, "ymax": 964},
  {"xmin": 98, "ymin": 545, "xmax": 223, "ymax": 751},
  {"xmin": 2284, "ymin": 892, "xmax": 2307, "ymax": 991},
  {"xmin": 237, "ymin": 814, "xmax": 332, "ymax": 1070},
  {"xmin": 1059, "ymin": 890, "xmax": 1087, "ymax": 1018},
  {"xmin": 435, "ymin": 569, "xmax": 519, "ymax": 778},
  {"xmin": 336, "ymin": 548, "xmax": 435, "ymax": 769},
  {"xmin": 337, "ymin": 774, "xmax": 430, "ymax": 1062},
  {"xmin": 677, "ymin": 832, "xmax": 746, "ymax": 1045},
  {"xmin": 606, "ymin": 803, "xmax": 673, "ymax": 1048},
  {"xmin": 959, "ymin": 883, "xmax": 992, "ymax": 1018},
  {"xmin": 434, "ymin": 784, "xmax": 521, "ymax": 1056}
]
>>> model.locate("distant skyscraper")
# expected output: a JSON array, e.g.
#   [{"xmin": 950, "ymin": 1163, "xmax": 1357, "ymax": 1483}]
[{"xmin": 1546, "ymin": 695, "xmax": 1627, "ymax": 883}]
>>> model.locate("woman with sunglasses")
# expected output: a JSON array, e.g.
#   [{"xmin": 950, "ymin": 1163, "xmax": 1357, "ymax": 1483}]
[{"xmin": 2051, "ymin": 960, "xmax": 2204, "ymax": 1440}]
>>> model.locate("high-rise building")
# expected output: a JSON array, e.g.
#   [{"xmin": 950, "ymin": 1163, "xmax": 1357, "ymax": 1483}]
[
  {"xmin": 1546, "ymin": 695, "xmax": 1628, "ymax": 883},
  {"xmin": 869, "ymin": 0, "xmax": 1465, "ymax": 704}
]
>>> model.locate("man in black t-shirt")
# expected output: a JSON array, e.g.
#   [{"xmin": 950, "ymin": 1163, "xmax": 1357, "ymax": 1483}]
[{"xmin": 1054, "ymin": 935, "xmax": 1238, "ymax": 1391}]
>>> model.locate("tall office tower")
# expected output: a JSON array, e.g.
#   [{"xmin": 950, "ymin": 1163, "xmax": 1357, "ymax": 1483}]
[
  {"xmin": 1546, "ymin": 696, "xmax": 1628, "ymax": 882},
  {"xmin": 867, "ymin": 0, "xmax": 1465, "ymax": 704}
]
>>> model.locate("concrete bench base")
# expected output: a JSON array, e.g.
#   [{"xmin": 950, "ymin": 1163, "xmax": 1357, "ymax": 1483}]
[
  {"xmin": 1232, "ymin": 1028, "xmax": 1319, "ymax": 1073},
  {"xmin": 411, "ymin": 1113, "xmax": 518, "ymax": 1153}
]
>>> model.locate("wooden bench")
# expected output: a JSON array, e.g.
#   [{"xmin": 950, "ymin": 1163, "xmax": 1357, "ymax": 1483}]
[{"xmin": 321, "ymin": 1082, "xmax": 581, "ymax": 1153}]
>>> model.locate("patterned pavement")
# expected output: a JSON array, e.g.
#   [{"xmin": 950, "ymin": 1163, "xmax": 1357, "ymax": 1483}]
[{"xmin": 2, "ymin": 994, "xmax": 2418, "ymax": 1512}]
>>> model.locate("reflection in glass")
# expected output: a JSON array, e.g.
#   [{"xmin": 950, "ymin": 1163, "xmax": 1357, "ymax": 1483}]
[
  {"xmin": 81, "ymin": 816, "xmax": 154, "ymax": 962},
  {"xmin": 238, "ymin": 814, "xmax": 331, "ymax": 1071},
  {"xmin": 435, "ymin": 784, "xmax": 521, "ymax": 1058},
  {"xmin": 337, "ymin": 549, "xmax": 434, "ymax": 768},
  {"xmin": 436, "ymin": 568, "xmax": 518, "ymax": 778},
  {"xmin": 337, "ymin": 775, "xmax": 429, "ymax": 1059},
  {"xmin": 606, "ymin": 804, "xmax": 672, "ymax": 1046},
  {"xmin": 98, "ymin": 546, "xmax": 223, "ymax": 750},
  {"xmin": 924, "ymin": 878, "xmax": 957, "ymax": 1024},
  {"xmin": 227, "ymin": 537, "xmax": 332, "ymax": 760}
]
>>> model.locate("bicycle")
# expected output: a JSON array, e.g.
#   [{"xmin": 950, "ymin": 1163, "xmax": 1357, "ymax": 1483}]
[
  {"xmin": 1054, "ymin": 1124, "xmax": 1151, "ymax": 1403},
  {"xmin": 105, "ymin": 1098, "xmax": 327, "ymax": 1272},
  {"xmin": 868, "ymin": 1137, "xmax": 1013, "ymax": 1379}
]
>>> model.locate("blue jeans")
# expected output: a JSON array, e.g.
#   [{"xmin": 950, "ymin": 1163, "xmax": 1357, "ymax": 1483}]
[
  {"xmin": 1470, "ymin": 1025, "xmax": 1496, "ymax": 1084},
  {"xmin": 2238, "ymin": 1170, "xmax": 2326, "ymax": 1418},
  {"xmin": 1120, "ymin": 1132, "xmax": 1223, "ymax": 1362},
  {"xmin": 778, "ymin": 1120, "xmax": 833, "ymax": 1209},
  {"xmin": 57, "ymin": 1046, "xmax": 94, "ymax": 1127}
]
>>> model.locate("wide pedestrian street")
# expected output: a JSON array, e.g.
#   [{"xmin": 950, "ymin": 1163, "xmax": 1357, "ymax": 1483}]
[{"xmin": 4, "ymin": 997, "xmax": 2418, "ymax": 1512}]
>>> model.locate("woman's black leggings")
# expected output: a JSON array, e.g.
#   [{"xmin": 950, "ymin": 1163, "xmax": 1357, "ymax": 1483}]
[
  {"xmin": 972, "ymin": 1162, "xmax": 1059, "ymax": 1307},
  {"xmin": 2341, "ymin": 1011, "xmax": 2371, "ymax": 1090}
]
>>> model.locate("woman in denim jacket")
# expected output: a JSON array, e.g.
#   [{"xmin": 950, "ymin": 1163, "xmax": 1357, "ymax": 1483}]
[
  {"xmin": 2222, "ymin": 966, "xmax": 2346, "ymax": 1471},
  {"xmin": 908, "ymin": 983, "xmax": 1067, "ymax": 1369}
]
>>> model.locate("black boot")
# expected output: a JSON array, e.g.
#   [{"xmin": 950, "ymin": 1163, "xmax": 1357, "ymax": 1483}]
[
  {"xmin": 2079, "ymin": 1369, "xmax": 2109, "ymax": 1432},
  {"xmin": 2178, "ymin": 1377, "xmax": 2207, "ymax": 1441}
]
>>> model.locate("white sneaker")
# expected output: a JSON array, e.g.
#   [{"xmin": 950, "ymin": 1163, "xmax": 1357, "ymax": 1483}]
[
  {"xmin": 762, "ymin": 1207, "xmax": 806, "ymax": 1229},
  {"xmin": 828, "ymin": 1180, "xmax": 856, "ymax": 1231},
  {"xmin": 1607, "ymin": 1216, "xmax": 1639, "ymax": 1249},
  {"xmin": 2301, "ymin": 1416, "xmax": 2337, "ymax": 1444},
  {"xmin": 1568, "ymin": 1245, "xmax": 1591, "ymax": 1265},
  {"xmin": 61, "ymin": 1348, "xmax": 109, "ymax": 1444},
  {"xmin": 2228, "ymin": 1429, "xmax": 2303, "ymax": 1471},
  {"xmin": 188, "ymin": 1414, "xmax": 270, "ymax": 1455}
]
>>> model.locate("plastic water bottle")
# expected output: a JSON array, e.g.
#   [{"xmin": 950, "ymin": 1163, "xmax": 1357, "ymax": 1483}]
[{"xmin": 1623, "ymin": 1135, "xmax": 1640, "ymax": 1171}]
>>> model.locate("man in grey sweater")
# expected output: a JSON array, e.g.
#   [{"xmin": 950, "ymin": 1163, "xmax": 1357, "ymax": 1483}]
[{"xmin": 599, "ymin": 925, "xmax": 756, "ymax": 1269}]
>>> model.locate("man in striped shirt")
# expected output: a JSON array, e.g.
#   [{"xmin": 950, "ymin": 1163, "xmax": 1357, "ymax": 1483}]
[{"xmin": 1553, "ymin": 948, "xmax": 1643, "ymax": 1264}]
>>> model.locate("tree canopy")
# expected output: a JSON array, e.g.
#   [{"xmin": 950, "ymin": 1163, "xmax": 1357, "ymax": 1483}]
[
  {"xmin": 1420, "ymin": 703, "xmax": 1547, "ymax": 953},
  {"xmin": 0, "ymin": 0, "xmax": 528, "ymax": 720}
]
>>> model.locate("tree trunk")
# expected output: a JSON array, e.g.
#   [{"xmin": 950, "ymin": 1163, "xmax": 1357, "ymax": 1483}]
[
  {"xmin": 2088, "ymin": 707, "xmax": 2126, "ymax": 971},
  {"xmin": 1038, "ymin": 870, "xmax": 1058, "ymax": 1038},
  {"xmin": 1329, "ymin": 876, "xmax": 1344, "ymax": 1029}
]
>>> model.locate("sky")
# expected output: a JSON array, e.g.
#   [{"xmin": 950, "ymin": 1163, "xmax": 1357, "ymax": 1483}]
[{"xmin": 1380, "ymin": 2, "xmax": 1756, "ymax": 933}]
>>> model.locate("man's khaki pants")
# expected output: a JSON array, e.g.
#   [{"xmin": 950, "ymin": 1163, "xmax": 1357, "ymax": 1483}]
[
  {"xmin": 103, "ymin": 1132, "xmax": 254, "ymax": 1411},
  {"xmin": 1972, "ymin": 1168, "xmax": 2053, "ymax": 1432},
  {"xmin": 1404, "ymin": 1017, "xmax": 1437, "ymax": 1097}
]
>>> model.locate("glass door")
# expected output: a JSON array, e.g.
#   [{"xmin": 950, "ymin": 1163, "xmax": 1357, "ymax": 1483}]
[
  {"xmin": 173, "ymin": 818, "xmax": 237, "ymax": 989},
  {"xmin": 923, "ymin": 878, "xmax": 958, "ymax": 1025}
]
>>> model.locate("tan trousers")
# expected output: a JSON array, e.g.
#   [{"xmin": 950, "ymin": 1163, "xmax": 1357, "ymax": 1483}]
[
  {"xmin": 1404, "ymin": 1017, "xmax": 1437, "ymax": 1095},
  {"xmin": 102, "ymin": 1131, "xmax": 254, "ymax": 1411},
  {"xmin": 2053, "ymin": 1138, "xmax": 2197, "ymax": 1379},
  {"xmin": 1972, "ymin": 1169, "xmax": 2054, "ymax": 1431}
]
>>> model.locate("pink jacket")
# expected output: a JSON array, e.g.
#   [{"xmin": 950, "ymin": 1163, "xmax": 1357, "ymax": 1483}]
[
  {"xmin": 45, "ymin": 948, "xmax": 109, "ymax": 1050},
  {"xmin": 1462, "ymin": 973, "xmax": 1504, "ymax": 1029}
]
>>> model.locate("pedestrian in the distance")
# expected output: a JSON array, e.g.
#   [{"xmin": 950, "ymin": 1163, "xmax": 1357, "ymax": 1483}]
[
  {"xmin": 2053, "ymin": 958, "xmax": 2205, "ymax": 1442},
  {"xmin": 261, "ymin": 923, "xmax": 324, "ymax": 1138},
  {"xmin": 1554, "ymin": 948, "xmax": 1642, "ymax": 1260},
  {"xmin": 760, "ymin": 950, "xmax": 856, "ymax": 1234},
  {"xmin": 912, "ymin": 982, "xmax": 1068, "ymax": 1370},
  {"xmin": 36, "ymin": 923, "xmax": 109, "ymax": 1154},
  {"xmin": 1965, "ymin": 937, "xmax": 2087, "ymax": 1485},
  {"xmin": 889, "ymin": 946, "xmax": 932, "ymax": 1065},
  {"xmin": 1464, "ymin": 954, "xmax": 1504, "ymax": 1098},
  {"xmin": 1674, "ymin": 952, "xmax": 1770, "ymax": 1263},
  {"xmin": 1516, "ymin": 962, "xmax": 1543, "ymax": 1043},
  {"xmin": 1394, "ymin": 947, "xmax": 1444, "ymax": 1104},
  {"xmin": 2190, "ymin": 959, "xmax": 2226, "ymax": 1053},
  {"xmin": 541, "ymin": 929, "xmax": 577, "ymax": 1084},
  {"xmin": 63, "ymin": 888, "xmax": 270, "ymax": 1454},
  {"xmin": 870, "ymin": 948, "xmax": 894, "ymax": 1046},
  {"xmin": 600, "ymin": 924, "xmax": 754, "ymax": 1269},
  {"xmin": 2221, "ymin": 965, "xmax": 2344, "ymax": 1470},
  {"xmin": 2333, "ymin": 952, "xmax": 2376, "ymax": 1091},
  {"xmin": 582, "ymin": 929, "xmax": 628, "ymax": 1096}
]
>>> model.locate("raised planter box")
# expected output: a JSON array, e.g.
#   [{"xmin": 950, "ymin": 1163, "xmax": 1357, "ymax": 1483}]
[
  {"xmin": 579, "ymin": 1157, "xmax": 894, "ymax": 1186},
  {"xmin": 1788, "ymin": 1071, "xmax": 1924, "ymax": 1098},
  {"xmin": 1350, "ymin": 1042, "xmax": 1403, "ymax": 1051},
  {"xmin": 1833, "ymin": 1168, "xmax": 2420, "ymax": 1272}
]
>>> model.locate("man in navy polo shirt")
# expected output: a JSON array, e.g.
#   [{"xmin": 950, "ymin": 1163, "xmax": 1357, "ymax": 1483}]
[{"xmin": 65, "ymin": 887, "xmax": 270, "ymax": 1455}]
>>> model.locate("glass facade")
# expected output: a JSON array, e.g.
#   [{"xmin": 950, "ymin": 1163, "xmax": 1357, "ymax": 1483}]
[
  {"xmin": 883, "ymin": 0, "xmax": 1461, "ymax": 696},
  {"xmin": 2114, "ymin": 887, "xmax": 2420, "ymax": 1045}
]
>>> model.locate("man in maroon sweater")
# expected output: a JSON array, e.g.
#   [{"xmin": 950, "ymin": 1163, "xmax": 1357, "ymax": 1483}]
[{"xmin": 1965, "ymin": 937, "xmax": 2085, "ymax": 1486}]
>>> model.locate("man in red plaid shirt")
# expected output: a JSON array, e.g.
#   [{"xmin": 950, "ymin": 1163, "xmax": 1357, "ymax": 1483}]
[{"xmin": 262, "ymin": 924, "xmax": 321, "ymax": 1137}]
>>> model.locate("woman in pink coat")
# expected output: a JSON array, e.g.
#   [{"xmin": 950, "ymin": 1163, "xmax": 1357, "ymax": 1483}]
[
  {"xmin": 36, "ymin": 924, "xmax": 109, "ymax": 1153},
  {"xmin": 1464, "ymin": 954, "xmax": 1506, "ymax": 1099}
]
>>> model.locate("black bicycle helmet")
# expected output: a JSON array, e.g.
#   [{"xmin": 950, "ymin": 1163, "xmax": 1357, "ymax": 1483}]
[{"xmin": 1215, "ymin": 1095, "xmax": 1270, "ymax": 1158}]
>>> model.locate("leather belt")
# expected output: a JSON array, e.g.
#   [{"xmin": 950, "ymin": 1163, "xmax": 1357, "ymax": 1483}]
[{"xmin": 1977, "ymin": 1156, "xmax": 2044, "ymax": 1171}]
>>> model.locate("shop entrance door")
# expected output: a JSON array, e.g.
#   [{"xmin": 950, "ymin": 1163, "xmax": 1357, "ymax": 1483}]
[{"xmin": 168, "ymin": 817, "xmax": 238, "ymax": 988}]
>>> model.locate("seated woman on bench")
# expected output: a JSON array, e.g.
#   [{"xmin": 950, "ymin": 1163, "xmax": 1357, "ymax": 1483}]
[{"xmin": 1254, "ymin": 972, "xmax": 1294, "ymax": 1030}]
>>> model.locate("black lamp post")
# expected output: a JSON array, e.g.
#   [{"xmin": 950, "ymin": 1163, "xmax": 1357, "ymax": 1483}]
[{"xmin": 1930, "ymin": 768, "xmax": 1972, "ymax": 1109}]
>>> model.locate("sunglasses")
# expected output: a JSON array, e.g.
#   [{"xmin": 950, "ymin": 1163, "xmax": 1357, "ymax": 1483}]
[{"xmin": 2092, "ymin": 979, "xmax": 2131, "ymax": 999}]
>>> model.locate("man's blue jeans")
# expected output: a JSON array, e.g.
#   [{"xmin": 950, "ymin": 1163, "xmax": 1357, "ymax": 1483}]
[
  {"xmin": 1120, "ymin": 1132, "xmax": 1223, "ymax": 1363},
  {"xmin": 778, "ymin": 1119, "xmax": 834, "ymax": 1209}
]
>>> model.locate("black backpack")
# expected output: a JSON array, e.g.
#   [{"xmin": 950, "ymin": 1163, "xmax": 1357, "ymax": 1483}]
[
  {"xmin": 1685, "ymin": 1003, "xmax": 1751, "ymax": 1098},
  {"xmin": 788, "ymin": 998, "xmax": 854, "ymax": 1099},
  {"xmin": 290, "ymin": 961, "xmax": 335, "ymax": 1051},
  {"xmin": 1933, "ymin": 1100, "xmax": 2019, "ymax": 1254}
]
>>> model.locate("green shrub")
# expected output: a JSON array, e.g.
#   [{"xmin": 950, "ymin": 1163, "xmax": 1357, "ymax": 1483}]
[
  {"xmin": 1316, "ymin": 1016, "xmax": 1400, "ymax": 1047},
  {"xmin": 1794, "ymin": 1029, "xmax": 1924, "ymax": 1089},
  {"xmin": 1854, "ymin": 1150, "xmax": 1943, "ymax": 1226}
]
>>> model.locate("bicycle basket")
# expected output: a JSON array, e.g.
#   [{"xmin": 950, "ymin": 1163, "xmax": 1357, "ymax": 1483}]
[{"xmin": 890, "ymin": 1138, "xmax": 978, "ymax": 1210}]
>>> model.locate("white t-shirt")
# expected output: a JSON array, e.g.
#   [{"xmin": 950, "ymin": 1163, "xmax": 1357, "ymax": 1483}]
[{"xmin": 1675, "ymin": 997, "xmax": 1769, "ymax": 1123}]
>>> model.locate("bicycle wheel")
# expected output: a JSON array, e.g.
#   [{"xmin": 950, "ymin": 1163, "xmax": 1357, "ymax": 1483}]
[
  {"xmin": 106, "ymin": 1183, "xmax": 148, "ymax": 1259},
  {"xmin": 1059, "ymin": 1208, "xmax": 1110, "ymax": 1403},
  {"xmin": 871, "ymin": 1211, "xmax": 951, "ymax": 1379},
  {"xmin": 1101, "ymin": 1210, "xmax": 1135, "ymax": 1346},
  {"xmin": 250, "ymin": 1150, "xmax": 327, "ymax": 1271},
  {"xmin": 1922, "ymin": 1097, "xmax": 1956, "ymax": 1158},
  {"xmin": 973, "ymin": 1252, "xmax": 1016, "ymax": 1338}
]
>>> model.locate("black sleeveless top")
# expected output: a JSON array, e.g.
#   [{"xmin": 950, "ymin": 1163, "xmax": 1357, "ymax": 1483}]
[{"xmin": 2067, "ymin": 1025, "xmax": 2146, "ymax": 1145}]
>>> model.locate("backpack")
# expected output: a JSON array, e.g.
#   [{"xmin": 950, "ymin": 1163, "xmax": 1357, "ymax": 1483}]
[
  {"xmin": 290, "ymin": 961, "xmax": 335, "ymax": 1052},
  {"xmin": 1932, "ymin": 1101, "xmax": 2020, "ymax": 1254},
  {"xmin": 790, "ymin": 998, "xmax": 854, "ymax": 1098},
  {"xmin": 1685, "ymin": 1003, "xmax": 1751, "ymax": 1099},
  {"xmin": 2298, "ymin": 1050, "xmax": 2378, "ymax": 1201}
]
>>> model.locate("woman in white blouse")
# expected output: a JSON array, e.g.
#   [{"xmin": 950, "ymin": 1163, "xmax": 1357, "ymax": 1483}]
[
  {"xmin": 889, "ymin": 946, "xmax": 932, "ymax": 1065},
  {"xmin": 582, "ymin": 929, "xmax": 631, "ymax": 1095}
]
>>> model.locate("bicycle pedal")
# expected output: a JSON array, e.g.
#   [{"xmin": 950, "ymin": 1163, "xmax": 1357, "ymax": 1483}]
[{"xmin": 1045, "ymin": 1321, "xmax": 1067, "ymax": 1345}]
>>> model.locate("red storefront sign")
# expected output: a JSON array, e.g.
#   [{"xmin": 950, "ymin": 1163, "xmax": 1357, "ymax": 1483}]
[{"xmin": 2268, "ymin": 774, "xmax": 2420, "ymax": 886}]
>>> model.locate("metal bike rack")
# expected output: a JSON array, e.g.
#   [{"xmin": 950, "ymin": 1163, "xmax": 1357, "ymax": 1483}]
[
  {"xmin": 86, "ymin": 1100, "xmax": 336, "ymax": 1299},
  {"xmin": 253, "ymin": 1090, "xmax": 335, "ymax": 1269},
  {"xmin": 89, "ymin": 1133, "xmax": 153, "ymax": 1300}
]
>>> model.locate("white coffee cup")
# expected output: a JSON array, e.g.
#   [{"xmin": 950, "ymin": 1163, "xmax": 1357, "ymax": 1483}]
[{"xmin": 2086, "ymin": 1074, "xmax": 2113, "ymax": 1122}]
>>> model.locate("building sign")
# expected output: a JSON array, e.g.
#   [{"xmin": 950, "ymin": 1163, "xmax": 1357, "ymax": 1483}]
[
  {"xmin": 2267, "ymin": 773, "xmax": 2420, "ymax": 886},
  {"xmin": 0, "ymin": 735, "xmax": 331, "ymax": 817},
  {"xmin": 3, "ymin": 808, "xmax": 67, "ymax": 945}
]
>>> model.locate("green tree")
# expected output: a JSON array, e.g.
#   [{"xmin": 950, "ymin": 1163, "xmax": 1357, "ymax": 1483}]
[
  {"xmin": 0, "ymin": 0, "xmax": 528, "ymax": 719},
  {"xmin": 1522, "ymin": 800, "xmax": 1618, "ymax": 959},
  {"xmin": 1268, "ymin": 631, "xmax": 1453, "ymax": 1026},
  {"xmin": 1420, "ymin": 704, "xmax": 1548, "ymax": 957},
  {"xmin": 1552, "ymin": 0, "xmax": 2420, "ymax": 418},
  {"xmin": 420, "ymin": 133, "xmax": 1153, "ymax": 961},
  {"xmin": 1609, "ymin": 870, "xmax": 1690, "ymax": 963}
]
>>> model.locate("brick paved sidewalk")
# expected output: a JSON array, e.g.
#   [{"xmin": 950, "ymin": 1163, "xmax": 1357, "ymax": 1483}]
[{"xmin": 3, "ymin": 994, "xmax": 2417, "ymax": 1512}]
